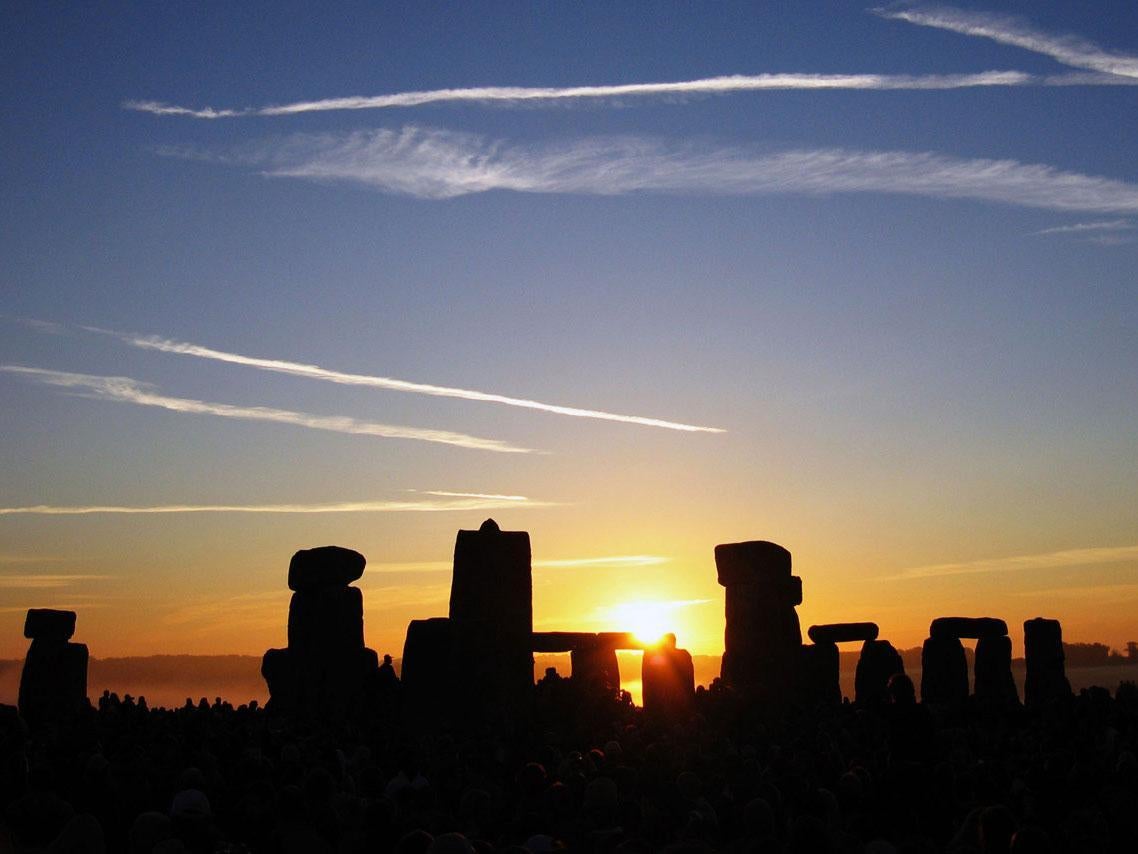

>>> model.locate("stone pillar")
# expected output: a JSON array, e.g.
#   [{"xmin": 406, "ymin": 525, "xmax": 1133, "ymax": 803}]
[
  {"xmin": 799, "ymin": 642, "xmax": 841, "ymax": 707},
  {"xmin": 18, "ymin": 609, "xmax": 88, "ymax": 723},
  {"xmin": 1024, "ymin": 618, "xmax": 1071, "ymax": 708},
  {"xmin": 715, "ymin": 541, "xmax": 802, "ymax": 699},
  {"xmin": 920, "ymin": 636, "xmax": 968, "ymax": 706},
  {"xmin": 400, "ymin": 618, "xmax": 455, "ymax": 716},
  {"xmin": 449, "ymin": 519, "xmax": 534, "ymax": 715},
  {"xmin": 855, "ymin": 640, "xmax": 904, "ymax": 707},
  {"xmin": 974, "ymin": 635, "xmax": 1019, "ymax": 706},
  {"xmin": 262, "ymin": 545, "xmax": 381, "ymax": 717},
  {"xmin": 642, "ymin": 635, "xmax": 694, "ymax": 717},
  {"xmin": 571, "ymin": 645, "xmax": 621, "ymax": 699}
]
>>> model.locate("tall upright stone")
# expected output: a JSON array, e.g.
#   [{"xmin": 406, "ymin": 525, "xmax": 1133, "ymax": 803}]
[
  {"xmin": 1024, "ymin": 618, "xmax": 1071, "ymax": 708},
  {"xmin": 921, "ymin": 636, "xmax": 968, "ymax": 706},
  {"xmin": 571, "ymin": 645, "xmax": 621, "ymax": 700},
  {"xmin": 799, "ymin": 642, "xmax": 841, "ymax": 707},
  {"xmin": 855, "ymin": 639, "xmax": 905, "ymax": 707},
  {"xmin": 642, "ymin": 634, "xmax": 694, "ymax": 717},
  {"xmin": 715, "ymin": 540, "xmax": 802, "ymax": 699},
  {"xmin": 974, "ymin": 634, "xmax": 1019, "ymax": 706},
  {"xmin": 262, "ymin": 546, "xmax": 381, "ymax": 717},
  {"xmin": 449, "ymin": 519, "xmax": 534, "ymax": 716},
  {"xmin": 19, "ymin": 609, "xmax": 88, "ymax": 723}
]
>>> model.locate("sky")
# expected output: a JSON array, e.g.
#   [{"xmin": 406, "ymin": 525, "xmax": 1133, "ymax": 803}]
[{"xmin": 1, "ymin": 2, "xmax": 1137, "ymax": 663}]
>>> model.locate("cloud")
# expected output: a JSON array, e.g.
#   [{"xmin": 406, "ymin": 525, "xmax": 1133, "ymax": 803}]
[
  {"xmin": 0, "ymin": 574, "xmax": 111, "ymax": 589},
  {"xmin": 200, "ymin": 126, "xmax": 1138, "ymax": 213},
  {"xmin": 123, "ymin": 69, "xmax": 1098, "ymax": 119},
  {"xmin": 887, "ymin": 544, "xmax": 1138, "ymax": 580},
  {"xmin": 1032, "ymin": 219, "xmax": 1135, "ymax": 235},
  {"xmin": 83, "ymin": 326, "xmax": 724, "ymax": 434},
  {"xmin": 874, "ymin": 5, "xmax": 1138, "ymax": 79},
  {"xmin": 0, "ymin": 497, "xmax": 552, "ymax": 516},
  {"xmin": 0, "ymin": 365, "xmax": 533, "ymax": 454}
]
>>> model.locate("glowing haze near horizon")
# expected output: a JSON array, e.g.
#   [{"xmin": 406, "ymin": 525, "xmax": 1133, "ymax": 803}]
[{"xmin": 2, "ymin": 3, "xmax": 1137, "ymax": 667}]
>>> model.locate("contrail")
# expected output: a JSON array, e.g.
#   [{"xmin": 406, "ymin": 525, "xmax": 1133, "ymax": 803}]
[
  {"xmin": 0, "ymin": 365, "xmax": 534, "ymax": 454},
  {"xmin": 203, "ymin": 126, "xmax": 1138, "ymax": 213},
  {"xmin": 1032, "ymin": 219, "xmax": 1134, "ymax": 236},
  {"xmin": 122, "ymin": 70, "xmax": 1062, "ymax": 119},
  {"xmin": 0, "ymin": 497, "xmax": 551, "ymax": 516},
  {"xmin": 874, "ymin": 5, "xmax": 1138, "ymax": 79},
  {"xmin": 83, "ymin": 327, "xmax": 724, "ymax": 433}
]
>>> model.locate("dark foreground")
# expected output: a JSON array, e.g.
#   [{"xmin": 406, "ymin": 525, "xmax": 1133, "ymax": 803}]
[{"xmin": 3, "ymin": 679, "xmax": 1138, "ymax": 854}]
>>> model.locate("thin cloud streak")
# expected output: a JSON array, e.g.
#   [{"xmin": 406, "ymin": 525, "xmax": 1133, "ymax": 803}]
[
  {"xmin": 122, "ymin": 70, "xmax": 1076, "ymax": 118},
  {"xmin": 0, "ymin": 498, "xmax": 552, "ymax": 516},
  {"xmin": 218, "ymin": 126, "xmax": 1138, "ymax": 213},
  {"xmin": 83, "ymin": 327, "xmax": 724, "ymax": 433},
  {"xmin": 0, "ymin": 365, "xmax": 533, "ymax": 454},
  {"xmin": 1033, "ymin": 219, "xmax": 1135, "ymax": 235},
  {"xmin": 875, "ymin": 5, "xmax": 1138, "ymax": 79},
  {"xmin": 887, "ymin": 544, "xmax": 1138, "ymax": 580}
]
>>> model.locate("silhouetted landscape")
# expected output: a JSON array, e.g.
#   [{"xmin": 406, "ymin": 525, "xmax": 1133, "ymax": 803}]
[{"xmin": 5, "ymin": 523, "xmax": 1138, "ymax": 852}]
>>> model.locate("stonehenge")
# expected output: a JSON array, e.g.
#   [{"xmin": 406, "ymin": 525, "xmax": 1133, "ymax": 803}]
[
  {"xmin": 921, "ymin": 616, "xmax": 1019, "ymax": 707},
  {"xmin": 642, "ymin": 633, "xmax": 695, "ymax": 716},
  {"xmin": 801, "ymin": 622, "xmax": 905, "ymax": 706},
  {"xmin": 18, "ymin": 608, "xmax": 88, "ymax": 723},
  {"xmin": 261, "ymin": 545, "xmax": 381, "ymax": 717},
  {"xmin": 715, "ymin": 540, "xmax": 803, "ymax": 697},
  {"xmin": 1024, "ymin": 617, "xmax": 1071, "ymax": 707}
]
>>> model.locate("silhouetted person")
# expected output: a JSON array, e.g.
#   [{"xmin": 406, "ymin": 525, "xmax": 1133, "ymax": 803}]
[{"xmin": 885, "ymin": 673, "xmax": 933, "ymax": 764}]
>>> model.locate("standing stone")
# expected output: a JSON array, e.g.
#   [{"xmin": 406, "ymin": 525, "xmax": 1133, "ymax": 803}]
[
  {"xmin": 974, "ymin": 635, "xmax": 1019, "ymax": 706},
  {"xmin": 18, "ymin": 609, "xmax": 88, "ymax": 723},
  {"xmin": 855, "ymin": 640, "xmax": 905, "ymax": 707},
  {"xmin": 799, "ymin": 642, "xmax": 841, "ymax": 707},
  {"xmin": 571, "ymin": 645, "xmax": 621, "ymax": 699},
  {"xmin": 262, "ymin": 546, "xmax": 381, "ymax": 718},
  {"xmin": 642, "ymin": 635, "xmax": 694, "ymax": 717},
  {"xmin": 449, "ymin": 519, "xmax": 534, "ymax": 716},
  {"xmin": 1024, "ymin": 618, "xmax": 1071, "ymax": 708},
  {"xmin": 715, "ymin": 541, "xmax": 803, "ymax": 699},
  {"xmin": 921, "ymin": 636, "xmax": 968, "ymax": 706},
  {"xmin": 401, "ymin": 618, "xmax": 456, "ymax": 716}
]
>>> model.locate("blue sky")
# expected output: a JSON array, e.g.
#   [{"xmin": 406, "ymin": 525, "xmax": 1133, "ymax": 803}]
[{"xmin": 1, "ymin": 2, "xmax": 1136, "ymax": 658}]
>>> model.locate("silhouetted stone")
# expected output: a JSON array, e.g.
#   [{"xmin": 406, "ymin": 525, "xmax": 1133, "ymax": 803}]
[
  {"xmin": 921, "ymin": 636, "xmax": 969, "ymax": 706},
  {"xmin": 1024, "ymin": 617, "xmax": 1071, "ymax": 708},
  {"xmin": 799, "ymin": 642, "xmax": 841, "ymax": 706},
  {"xmin": 18, "ymin": 609, "xmax": 88, "ymax": 723},
  {"xmin": 855, "ymin": 640, "xmax": 904, "ymax": 707},
  {"xmin": 974, "ymin": 634, "xmax": 1019, "ymax": 706},
  {"xmin": 642, "ymin": 635, "xmax": 694, "ymax": 716},
  {"xmin": 930, "ymin": 616, "xmax": 1008, "ymax": 639},
  {"xmin": 449, "ymin": 519, "xmax": 534, "ymax": 715},
  {"xmin": 571, "ymin": 646, "xmax": 621, "ymax": 699},
  {"xmin": 531, "ymin": 631, "xmax": 643, "ymax": 652},
  {"xmin": 23, "ymin": 609, "xmax": 76, "ymax": 642},
  {"xmin": 401, "ymin": 617, "xmax": 456, "ymax": 716},
  {"xmin": 287, "ymin": 586, "xmax": 364, "ymax": 654},
  {"xmin": 263, "ymin": 545, "xmax": 383, "ymax": 719},
  {"xmin": 287, "ymin": 546, "xmax": 365, "ymax": 592},
  {"xmin": 714, "ymin": 541, "xmax": 791, "ymax": 587},
  {"xmin": 718, "ymin": 541, "xmax": 803, "ymax": 697},
  {"xmin": 808, "ymin": 622, "xmax": 879, "ymax": 644}
]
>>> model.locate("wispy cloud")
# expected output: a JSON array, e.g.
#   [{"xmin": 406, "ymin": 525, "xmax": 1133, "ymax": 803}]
[
  {"xmin": 124, "ymin": 69, "xmax": 1106, "ymax": 119},
  {"xmin": 0, "ymin": 497, "xmax": 551, "ymax": 516},
  {"xmin": 79, "ymin": 326, "xmax": 723, "ymax": 433},
  {"xmin": 0, "ymin": 574, "xmax": 111, "ymax": 589},
  {"xmin": 874, "ymin": 5, "xmax": 1138, "ymax": 79},
  {"xmin": 1032, "ymin": 219, "xmax": 1135, "ymax": 236},
  {"xmin": 0, "ymin": 365, "xmax": 533, "ymax": 454},
  {"xmin": 189, "ymin": 126, "xmax": 1138, "ymax": 213},
  {"xmin": 887, "ymin": 544, "xmax": 1138, "ymax": 580}
]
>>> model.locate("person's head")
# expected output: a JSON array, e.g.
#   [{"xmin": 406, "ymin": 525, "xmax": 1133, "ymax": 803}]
[
  {"xmin": 384, "ymin": 654, "xmax": 393, "ymax": 665},
  {"xmin": 886, "ymin": 673, "xmax": 916, "ymax": 705}
]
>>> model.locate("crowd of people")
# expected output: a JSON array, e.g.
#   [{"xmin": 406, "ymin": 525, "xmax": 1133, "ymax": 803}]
[{"xmin": 2, "ymin": 668, "xmax": 1138, "ymax": 853}]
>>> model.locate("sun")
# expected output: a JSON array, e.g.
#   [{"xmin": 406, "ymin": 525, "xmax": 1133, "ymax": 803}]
[{"xmin": 609, "ymin": 600, "xmax": 674, "ymax": 647}]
